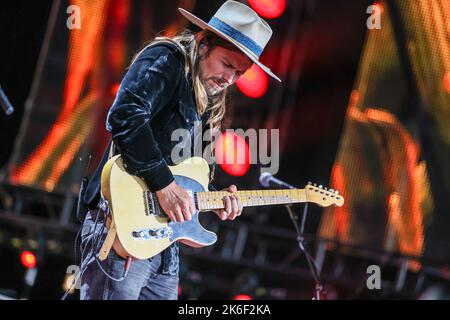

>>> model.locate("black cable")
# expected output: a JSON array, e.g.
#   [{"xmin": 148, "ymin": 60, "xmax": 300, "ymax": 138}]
[
  {"xmin": 73, "ymin": 155, "xmax": 93, "ymax": 268},
  {"xmin": 60, "ymin": 224, "xmax": 83, "ymax": 300},
  {"xmin": 80, "ymin": 211, "xmax": 102, "ymax": 266},
  {"xmin": 94, "ymin": 256, "xmax": 130, "ymax": 282},
  {"xmin": 73, "ymin": 225, "xmax": 82, "ymax": 267},
  {"xmin": 92, "ymin": 215, "xmax": 106, "ymax": 252}
]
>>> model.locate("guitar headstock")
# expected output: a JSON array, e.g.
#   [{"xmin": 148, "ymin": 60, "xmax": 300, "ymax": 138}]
[{"xmin": 304, "ymin": 182, "xmax": 344, "ymax": 207}]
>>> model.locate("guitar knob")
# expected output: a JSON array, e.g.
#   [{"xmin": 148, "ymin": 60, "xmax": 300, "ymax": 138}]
[
  {"xmin": 313, "ymin": 183, "xmax": 317, "ymax": 187},
  {"xmin": 319, "ymin": 185, "xmax": 323, "ymax": 189},
  {"xmin": 308, "ymin": 181, "xmax": 312, "ymax": 185},
  {"xmin": 132, "ymin": 231, "xmax": 145, "ymax": 238},
  {"xmin": 335, "ymin": 190, "xmax": 339, "ymax": 194},
  {"xmin": 150, "ymin": 230, "xmax": 158, "ymax": 237},
  {"xmin": 330, "ymin": 189, "xmax": 334, "ymax": 192}
]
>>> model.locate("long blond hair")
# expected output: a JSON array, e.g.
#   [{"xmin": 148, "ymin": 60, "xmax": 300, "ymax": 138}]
[{"xmin": 132, "ymin": 30, "xmax": 243, "ymax": 130}]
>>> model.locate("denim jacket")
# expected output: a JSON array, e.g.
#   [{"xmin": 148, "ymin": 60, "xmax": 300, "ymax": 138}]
[{"xmin": 82, "ymin": 42, "xmax": 215, "ymax": 276}]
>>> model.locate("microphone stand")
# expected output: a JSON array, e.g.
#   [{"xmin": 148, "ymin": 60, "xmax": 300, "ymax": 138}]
[
  {"xmin": 284, "ymin": 201, "xmax": 325, "ymax": 300},
  {"xmin": 260, "ymin": 174, "xmax": 325, "ymax": 299}
]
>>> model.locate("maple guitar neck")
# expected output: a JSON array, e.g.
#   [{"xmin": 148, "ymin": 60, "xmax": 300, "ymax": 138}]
[{"xmin": 194, "ymin": 184, "xmax": 344, "ymax": 211}]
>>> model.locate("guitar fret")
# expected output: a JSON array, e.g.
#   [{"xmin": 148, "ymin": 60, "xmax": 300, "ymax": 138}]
[
  {"xmin": 200, "ymin": 192, "xmax": 204, "ymax": 210},
  {"xmin": 243, "ymin": 191, "xmax": 250, "ymax": 206},
  {"xmin": 263, "ymin": 190, "xmax": 269, "ymax": 204},
  {"xmin": 245, "ymin": 191, "xmax": 251, "ymax": 206},
  {"xmin": 259, "ymin": 190, "xmax": 265, "ymax": 204},
  {"xmin": 204, "ymin": 192, "xmax": 208, "ymax": 210},
  {"xmin": 205, "ymin": 192, "xmax": 211, "ymax": 210},
  {"xmin": 255, "ymin": 191, "xmax": 261, "ymax": 206},
  {"xmin": 284, "ymin": 190, "xmax": 290, "ymax": 203},
  {"xmin": 256, "ymin": 190, "xmax": 261, "ymax": 205},
  {"xmin": 254, "ymin": 191, "xmax": 258, "ymax": 205},
  {"xmin": 209, "ymin": 192, "xmax": 214, "ymax": 209},
  {"xmin": 290, "ymin": 189, "xmax": 297, "ymax": 202},
  {"xmin": 275, "ymin": 190, "xmax": 281, "ymax": 203}
]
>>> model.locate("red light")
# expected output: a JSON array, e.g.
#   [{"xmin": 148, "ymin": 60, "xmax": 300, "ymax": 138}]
[
  {"xmin": 236, "ymin": 64, "xmax": 268, "ymax": 99},
  {"xmin": 443, "ymin": 71, "xmax": 450, "ymax": 93},
  {"xmin": 233, "ymin": 294, "xmax": 253, "ymax": 300},
  {"xmin": 20, "ymin": 251, "xmax": 37, "ymax": 269},
  {"xmin": 248, "ymin": 0, "xmax": 286, "ymax": 19},
  {"xmin": 215, "ymin": 132, "xmax": 250, "ymax": 177},
  {"xmin": 112, "ymin": 83, "xmax": 121, "ymax": 96}
]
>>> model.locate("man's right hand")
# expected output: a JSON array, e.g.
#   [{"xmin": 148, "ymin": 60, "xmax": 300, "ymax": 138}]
[{"xmin": 156, "ymin": 181, "xmax": 195, "ymax": 222}]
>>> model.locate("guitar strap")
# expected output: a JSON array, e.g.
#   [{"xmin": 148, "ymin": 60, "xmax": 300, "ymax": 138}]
[
  {"xmin": 98, "ymin": 218, "xmax": 116, "ymax": 261},
  {"xmin": 98, "ymin": 141, "xmax": 117, "ymax": 261}
]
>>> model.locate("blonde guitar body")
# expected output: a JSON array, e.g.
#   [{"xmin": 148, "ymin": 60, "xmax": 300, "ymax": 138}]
[
  {"xmin": 101, "ymin": 155, "xmax": 344, "ymax": 260},
  {"xmin": 101, "ymin": 155, "xmax": 215, "ymax": 260}
]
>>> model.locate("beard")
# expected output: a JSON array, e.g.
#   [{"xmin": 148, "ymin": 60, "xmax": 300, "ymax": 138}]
[{"xmin": 203, "ymin": 78, "xmax": 227, "ymax": 96}]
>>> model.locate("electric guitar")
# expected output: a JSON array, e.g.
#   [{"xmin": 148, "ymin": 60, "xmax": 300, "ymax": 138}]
[{"xmin": 100, "ymin": 155, "xmax": 344, "ymax": 260}]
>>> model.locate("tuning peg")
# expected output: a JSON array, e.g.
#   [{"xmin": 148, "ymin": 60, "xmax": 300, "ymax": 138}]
[{"xmin": 334, "ymin": 190, "xmax": 339, "ymax": 194}]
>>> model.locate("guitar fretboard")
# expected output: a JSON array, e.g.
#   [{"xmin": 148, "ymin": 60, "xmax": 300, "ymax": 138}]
[{"xmin": 194, "ymin": 189, "xmax": 307, "ymax": 211}]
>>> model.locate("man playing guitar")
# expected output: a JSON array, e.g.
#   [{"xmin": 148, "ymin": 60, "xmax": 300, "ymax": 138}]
[{"xmin": 79, "ymin": 0, "xmax": 281, "ymax": 300}]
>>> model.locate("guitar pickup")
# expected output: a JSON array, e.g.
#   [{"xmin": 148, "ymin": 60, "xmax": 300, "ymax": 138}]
[{"xmin": 143, "ymin": 191, "xmax": 166, "ymax": 217}]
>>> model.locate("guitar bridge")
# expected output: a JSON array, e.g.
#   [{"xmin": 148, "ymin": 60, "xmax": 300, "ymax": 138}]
[{"xmin": 132, "ymin": 227, "xmax": 173, "ymax": 241}]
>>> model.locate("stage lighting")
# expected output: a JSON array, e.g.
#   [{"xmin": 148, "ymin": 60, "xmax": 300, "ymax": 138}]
[
  {"xmin": 236, "ymin": 64, "xmax": 268, "ymax": 99},
  {"xmin": 248, "ymin": 0, "xmax": 286, "ymax": 19},
  {"xmin": 20, "ymin": 251, "xmax": 37, "ymax": 269},
  {"xmin": 443, "ymin": 72, "xmax": 450, "ymax": 94},
  {"xmin": 215, "ymin": 132, "xmax": 250, "ymax": 177},
  {"xmin": 233, "ymin": 294, "xmax": 253, "ymax": 300}
]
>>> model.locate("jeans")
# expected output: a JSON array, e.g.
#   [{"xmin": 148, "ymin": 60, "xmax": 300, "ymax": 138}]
[{"xmin": 79, "ymin": 212, "xmax": 179, "ymax": 300}]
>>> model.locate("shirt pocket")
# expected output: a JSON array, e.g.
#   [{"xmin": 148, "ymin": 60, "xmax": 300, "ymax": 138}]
[
  {"xmin": 178, "ymin": 101, "xmax": 200, "ymax": 130},
  {"xmin": 164, "ymin": 101, "xmax": 201, "ymax": 163}
]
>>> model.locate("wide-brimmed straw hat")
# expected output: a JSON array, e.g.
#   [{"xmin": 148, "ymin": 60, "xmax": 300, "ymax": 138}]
[{"xmin": 179, "ymin": 0, "xmax": 281, "ymax": 82}]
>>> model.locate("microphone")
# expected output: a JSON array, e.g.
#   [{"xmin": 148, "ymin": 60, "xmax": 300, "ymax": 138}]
[
  {"xmin": 259, "ymin": 172, "xmax": 295, "ymax": 189},
  {"xmin": 0, "ymin": 85, "xmax": 14, "ymax": 115}
]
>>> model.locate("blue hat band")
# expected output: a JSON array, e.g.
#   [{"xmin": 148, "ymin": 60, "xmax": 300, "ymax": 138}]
[{"xmin": 208, "ymin": 17, "xmax": 263, "ymax": 57}]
